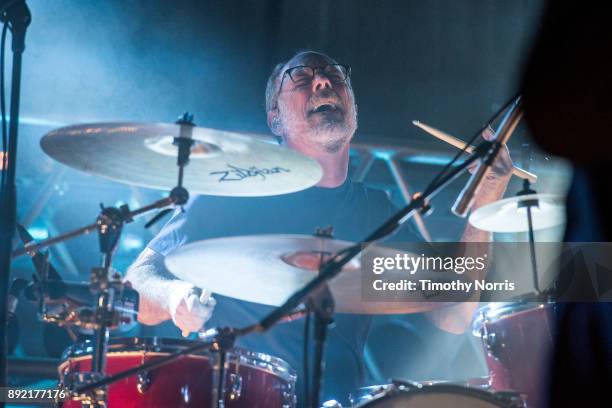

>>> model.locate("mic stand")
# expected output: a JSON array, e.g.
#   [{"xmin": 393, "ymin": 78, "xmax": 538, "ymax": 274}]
[
  {"xmin": 308, "ymin": 284, "xmax": 334, "ymax": 408},
  {"xmin": 0, "ymin": 0, "xmax": 30, "ymax": 396}
]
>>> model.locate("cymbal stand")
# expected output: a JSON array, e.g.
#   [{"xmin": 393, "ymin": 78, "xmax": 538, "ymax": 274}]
[
  {"xmin": 308, "ymin": 283, "xmax": 334, "ymax": 408},
  {"xmin": 303, "ymin": 227, "xmax": 334, "ymax": 408},
  {"xmin": 37, "ymin": 113, "xmax": 197, "ymax": 406},
  {"xmin": 517, "ymin": 179, "xmax": 541, "ymax": 295},
  {"xmin": 515, "ymin": 141, "xmax": 542, "ymax": 295}
]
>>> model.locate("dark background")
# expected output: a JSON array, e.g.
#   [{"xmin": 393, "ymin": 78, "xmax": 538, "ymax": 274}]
[{"xmin": 8, "ymin": 0, "xmax": 569, "ymax": 398}]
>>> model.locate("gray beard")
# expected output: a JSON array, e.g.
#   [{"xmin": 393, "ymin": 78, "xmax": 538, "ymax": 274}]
[{"xmin": 311, "ymin": 122, "xmax": 352, "ymax": 153}]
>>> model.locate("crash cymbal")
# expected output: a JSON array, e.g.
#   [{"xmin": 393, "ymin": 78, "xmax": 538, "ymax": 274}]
[
  {"xmin": 469, "ymin": 194, "xmax": 565, "ymax": 233},
  {"xmin": 40, "ymin": 122, "xmax": 322, "ymax": 196},
  {"xmin": 165, "ymin": 234, "xmax": 470, "ymax": 314}
]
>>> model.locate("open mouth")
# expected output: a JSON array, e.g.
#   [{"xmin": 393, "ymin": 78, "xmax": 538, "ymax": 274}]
[{"xmin": 310, "ymin": 103, "xmax": 342, "ymax": 115}]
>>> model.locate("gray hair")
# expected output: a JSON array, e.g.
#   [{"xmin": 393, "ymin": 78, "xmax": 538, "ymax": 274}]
[
  {"xmin": 265, "ymin": 62, "xmax": 286, "ymax": 112},
  {"xmin": 264, "ymin": 50, "xmax": 347, "ymax": 113}
]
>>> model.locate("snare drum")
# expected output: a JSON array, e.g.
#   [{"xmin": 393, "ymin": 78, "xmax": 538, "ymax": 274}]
[
  {"xmin": 472, "ymin": 298, "xmax": 555, "ymax": 408},
  {"xmin": 351, "ymin": 383, "xmax": 524, "ymax": 407},
  {"xmin": 58, "ymin": 337, "xmax": 296, "ymax": 407}
]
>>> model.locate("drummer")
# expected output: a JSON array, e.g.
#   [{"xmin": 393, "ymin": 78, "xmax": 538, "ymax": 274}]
[{"xmin": 126, "ymin": 50, "xmax": 513, "ymax": 404}]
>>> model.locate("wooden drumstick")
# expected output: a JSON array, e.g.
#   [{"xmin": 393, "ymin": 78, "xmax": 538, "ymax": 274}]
[{"xmin": 412, "ymin": 120, "xmax": 537, "ymax": 183}]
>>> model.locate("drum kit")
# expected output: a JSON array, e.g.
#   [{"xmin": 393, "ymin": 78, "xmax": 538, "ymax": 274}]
[{"xmin": 8, "ymin": 101, "xmax": 566, "ymax": 408}]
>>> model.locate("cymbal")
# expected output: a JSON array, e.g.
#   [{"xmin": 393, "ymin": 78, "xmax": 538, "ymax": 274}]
[
  {"xmin": 40, "ymin": 122, "xmax": 322, "ymax": 196},
  {"xmin": 165, "ymin": 235, "xmax": 469, "ymax": 314},
  {"xmin": 469, "ymin": 194, "xmax": 565, "ymax": 233}
]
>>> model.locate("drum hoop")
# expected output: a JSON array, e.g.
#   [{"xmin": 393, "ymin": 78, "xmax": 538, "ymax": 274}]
[
  {"xmin": 360, "ymin": 383, "xmax": 522, "ymax": 408},
  {"xmin": 60, "ymin": 337, "xmax": 297, "ymax": 383}
]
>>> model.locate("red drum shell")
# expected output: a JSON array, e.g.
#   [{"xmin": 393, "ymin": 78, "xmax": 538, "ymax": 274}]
[
  {"xmin": 473, "ymin": 301, "xmax": 555, "ymax": 408},
  {"xmin": 58, "ymin": 337, "xmax": 296, "ymax": 408}
]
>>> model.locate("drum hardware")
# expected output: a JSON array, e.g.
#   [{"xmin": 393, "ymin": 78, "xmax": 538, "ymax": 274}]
[
  {"xmin": 62, "ymin": 371, "xmax": 107, "ymax": 407},
  {"xmin": 227, "ymin": 372, "xmax": 242, "ymax": 401},
  {"xmin": 297, "ymin": 227, "xmax": 336, "ymax": 408},
  {"xmin": 210, "ymin": 343, "xmax": 229, "ymax": 408},
  {"xmin": 478, "ymin": 311, "xmax": 498, "ymax": 355},
  {"xmin": 0, "ymin": 0, "xmax": 32, "ymax": 391},
  {"xmin": 307, "ymin": 273, "xmax": 335, "ymax": 408},
  {"xmin": 136, "ymin": 371, "xmax": 151, "ymax": 394}
]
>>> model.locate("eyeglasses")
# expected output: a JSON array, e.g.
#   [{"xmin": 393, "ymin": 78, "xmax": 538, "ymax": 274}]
[{"xmin": 279, "ymin": 64, "xmax": 351, "ymax": 91}]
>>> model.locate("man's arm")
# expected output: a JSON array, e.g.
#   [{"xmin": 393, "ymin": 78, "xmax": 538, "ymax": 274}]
[
  {"xmin": 428, "ymin": 130, "xmax": 513, "ymax": 333},
  {"xmin": 125, "ymin": 247, "xmax": 215, "ymax": 334}
]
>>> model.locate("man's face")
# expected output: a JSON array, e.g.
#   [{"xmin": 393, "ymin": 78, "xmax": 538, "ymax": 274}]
[{"xmin": 274, "ymin": 53, "xmax": 357, "ymax": 153}]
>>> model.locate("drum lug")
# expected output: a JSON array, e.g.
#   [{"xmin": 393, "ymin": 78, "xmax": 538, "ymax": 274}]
[
  {"xmin": 479, "ymin": 313, "xmax": 504, "ymax": 359},
  {"xmin": 137, "ymin": 372, "xmax": 151, "ymax": 394},
  {"xmin": 282, "ymin": 381, "xmax": 297, "ymax": 408},
  {"xmin": 282, "ymin": 391, "xmax": 297, "ymax": 408},
  {"xmin": 227, "ymin": 373, "xmax": 242, "ymax": 401},
  {"xmin": 482, "ymin": 330, "xmax": 506, "ymax": 358}
]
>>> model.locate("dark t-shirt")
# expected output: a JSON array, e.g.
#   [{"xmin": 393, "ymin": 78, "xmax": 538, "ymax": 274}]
[{"xmin": 147, "ymin": 178, "xmax": 421, "ymax": 404}]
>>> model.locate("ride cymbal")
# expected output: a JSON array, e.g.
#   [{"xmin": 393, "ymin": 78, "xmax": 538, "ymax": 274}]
[{"xmin": 166, "ymin": 234, "xmax": 468, "ymax": 314}]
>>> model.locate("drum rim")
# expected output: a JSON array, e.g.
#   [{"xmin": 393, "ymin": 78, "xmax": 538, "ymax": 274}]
[
  {"xmin": 354, "ymin": 383, "xmax": 523, "ymax": 407},
  {"xmin": 471, "ymin": 296, "xmax": 554, "ymax": 337},
  {"xmin": 60, "ymin": 337, "xmax": 297, "ymax": 383},
  {"xmin": 351, "ymin": 377, "xmax": 492, "ymax": 403}
]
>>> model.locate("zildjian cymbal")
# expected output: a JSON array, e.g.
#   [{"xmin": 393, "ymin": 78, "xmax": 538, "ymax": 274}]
[{"xmin": 40, "ymin": 122, "xmax": 322, "ymax": 196}]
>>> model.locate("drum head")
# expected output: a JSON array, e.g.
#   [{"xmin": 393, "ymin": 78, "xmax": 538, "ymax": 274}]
[{"xmin": 356, "ymin": 384, "xmax": 522, "ymax": 407}]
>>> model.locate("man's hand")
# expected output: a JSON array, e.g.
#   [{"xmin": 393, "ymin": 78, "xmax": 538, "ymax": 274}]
[
  {"xmin": 468, "ymin": 127, "xmax": 514, "ymax": 174},
  {"xmin": 430, "ymin": 127, "xmax": 514, "ymax": 334},
  {"xmin": 168, "ymin": 281, "xmax": 216, "ymax": 337},
  {"xmin": 468, "ymin": 126, "xmax": 513, "ymax": 208}
]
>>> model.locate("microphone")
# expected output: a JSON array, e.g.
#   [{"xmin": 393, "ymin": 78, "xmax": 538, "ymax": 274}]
[
  {"xmin": 6, "ymin": 278, "xmax": 28, "ymax": 355},
  {"xmin": 7, "ymin": 278, "xmax": 28, "ymax": 317},
  {"xmin": 16, "ymin": 224, "xmax": 62, "ymax": 281},
  {"xmin": 452, "ymin": 96, "xmax": 524, "ymax": 217}
]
